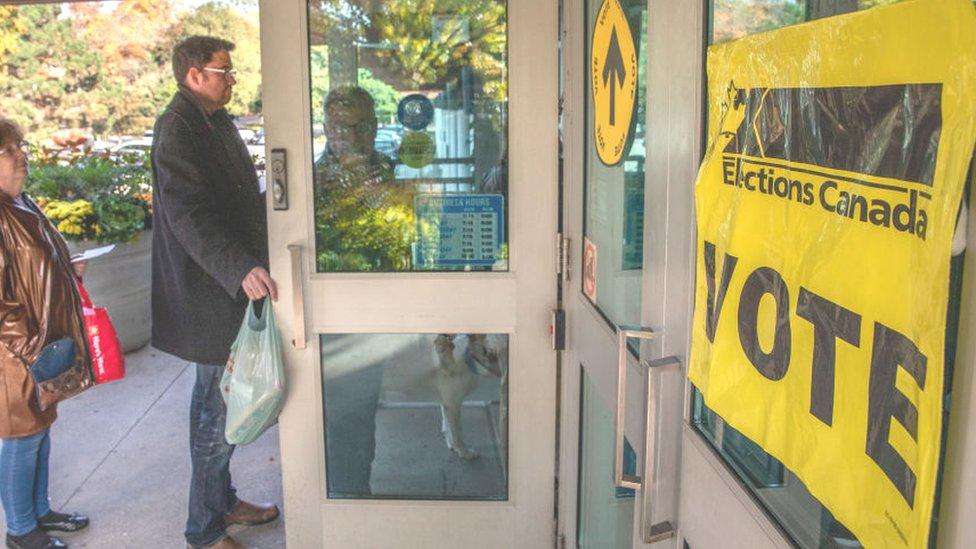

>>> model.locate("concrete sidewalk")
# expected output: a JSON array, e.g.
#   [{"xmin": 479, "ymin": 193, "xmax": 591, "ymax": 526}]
[{"xmin": 0, "ymin": 347, "xmax": 286, "ymax": 548}]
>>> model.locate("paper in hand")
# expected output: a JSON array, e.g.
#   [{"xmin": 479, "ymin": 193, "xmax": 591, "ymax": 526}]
[{"xmin": 71, "ymin": 244, "xmax": 116, "ymax": 263}]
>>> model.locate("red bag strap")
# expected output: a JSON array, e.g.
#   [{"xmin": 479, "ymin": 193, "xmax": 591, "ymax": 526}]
[{"xmin": 76, "ymin": 277, "xmax": 93, "ymax": 308}]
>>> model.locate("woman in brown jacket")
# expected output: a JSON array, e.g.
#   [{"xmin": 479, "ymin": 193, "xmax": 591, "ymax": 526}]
[{"xmin": 0, "ymin": 118, "xmax": 94, "ymax": 549}]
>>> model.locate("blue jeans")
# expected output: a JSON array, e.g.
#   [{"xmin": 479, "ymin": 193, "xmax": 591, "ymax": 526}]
[
  {"xmin": 185, "ymin": 363, "xmax": 238, "ymax": 547},
  {"xmin": 0, "ymin": 429, "xmax": 52, "ymax": 536}
]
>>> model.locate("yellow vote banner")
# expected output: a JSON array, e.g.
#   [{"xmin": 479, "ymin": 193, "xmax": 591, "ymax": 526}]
[
  {"xmin": 689, "ymin": 1, "xmax": 976, "ymax": 547},
  {"xmin": 591, "ymin": 0, "xmax": 636, "ymax": 166}
]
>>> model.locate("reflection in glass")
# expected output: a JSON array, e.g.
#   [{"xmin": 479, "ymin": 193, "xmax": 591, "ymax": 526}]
[
  {"xmin": 692, "ymin": 389, "xmax": 861, "ymax": 548},
  {"xmin": 583, "ymin": 0, "xmax": 646, "ymax": 328},
  {"xmin": 708, "ymin": 0, "xmax": 908, "ymax": 45},
  {"xmin": 307, "ymin": 0, "xmax": 508, "ymax": 272},
  {"xmin": 322, "ymin": 333, "xmax": 508, "ymax": 500},
  {"xmin": 577, "ymin": 368, "xmax": 635, "ymax": 548}
]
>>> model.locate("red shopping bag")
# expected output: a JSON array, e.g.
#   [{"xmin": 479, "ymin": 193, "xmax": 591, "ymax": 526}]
[{"xmin": 76, "ymin": 280, "xmax": 125, "ymax": 384}]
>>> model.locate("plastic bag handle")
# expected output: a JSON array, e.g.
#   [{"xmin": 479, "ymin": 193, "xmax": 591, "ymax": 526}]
[
  {"xmin": 76, "ymin": 278, "xmax": 94, "ymax": 309},
  {"xmin": 230, "ymin": 298, "xmax": 274, "ymax": 353}
]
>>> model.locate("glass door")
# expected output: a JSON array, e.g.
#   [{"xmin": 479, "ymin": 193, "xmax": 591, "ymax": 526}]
[
  {"xmin": 561, "ymin": 1, "xmax": 794, "ymax": 547},
  {"xmin": 558, "ymin": 0, "xmax": 646, "ymax": 544},
  {"xmin": 260, "ymin": 0, "xmax": 558, "ymax": 546},
  {"xmin": 559, "ymin": 0, "xmax": 696, "ymax": 546}
]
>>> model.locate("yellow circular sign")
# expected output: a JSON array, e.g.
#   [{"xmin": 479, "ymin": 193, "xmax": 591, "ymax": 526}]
[{"xmin": 591, "ymin": 0, "xmax": 637, "ymax": 166}]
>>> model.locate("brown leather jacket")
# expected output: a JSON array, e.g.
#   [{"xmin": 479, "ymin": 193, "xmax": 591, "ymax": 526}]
[{"xmin": 0, "ymin": 192, "xmax": 93, "ymax": 438}]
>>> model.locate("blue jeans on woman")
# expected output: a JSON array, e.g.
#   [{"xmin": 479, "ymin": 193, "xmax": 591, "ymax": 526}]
[
  {"xmin": 0, "ymin": 429, "xmax": 52, "ymax": 536},
  {"xmin": 185, "ymin": 363, "xmax": 239, "ymax": 547}
]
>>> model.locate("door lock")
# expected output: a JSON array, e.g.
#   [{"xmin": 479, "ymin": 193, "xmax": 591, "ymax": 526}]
[{"xmin": 271, "ymin": 148, "xmax": 288, "ymax": 210}]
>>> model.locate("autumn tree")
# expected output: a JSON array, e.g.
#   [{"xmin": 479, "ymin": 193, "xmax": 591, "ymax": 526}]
[
  {"xmin": 711, "ymin": 0, "xmax": 805, "ymax": 43},
  {"xmin": 71, "ymin": 0, "xmax": 177, "ymax": 133},
  {"xmin": 308, "ymin": 0, "xmax": 506, "ymax": 98},
  {"xmin": 0, "ymin": 1, "xmax": 260, "ymax": 139},
  {"xmin": 0, "ymin": 5, "xmax": 104, "ymax": 136}
]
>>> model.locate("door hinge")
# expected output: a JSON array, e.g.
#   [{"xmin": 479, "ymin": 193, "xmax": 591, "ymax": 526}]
[
  {"xmin": 556, "ymin": 233, "xmax": 570, "ymax": 281},
  {"xmin": 550, "ymin": 309, "xmax": 566, "ymax": 351}
]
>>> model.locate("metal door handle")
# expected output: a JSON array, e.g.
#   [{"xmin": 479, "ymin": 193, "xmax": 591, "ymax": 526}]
[
  {"xmin": 287, "ymin": 243, "xmax": 307, "ymax": 349},
  {"xmin": 614, "ymin": 327, "xmax": 656, "ymax": 490},
  {"xmin": 614, "ymin": 327, "xmax": 681, "ymax": 543},
  {"xmin": 638, "ymin": 356, "xmax": 682, "ymax": 543}
]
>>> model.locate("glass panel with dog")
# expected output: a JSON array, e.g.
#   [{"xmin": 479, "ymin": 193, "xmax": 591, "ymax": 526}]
[
  {"xmin": 321, "ymin": 333, "xmax": 508, "ymax": 500},
  {"xmin": 307, "ymin": 0, "xmax": 509, "ymax": 273}
]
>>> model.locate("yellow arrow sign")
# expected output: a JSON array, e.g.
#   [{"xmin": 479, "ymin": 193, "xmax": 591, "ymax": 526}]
[{"xmin": 591, "ymin": 0, "xmax": 637, "ymax": 166}]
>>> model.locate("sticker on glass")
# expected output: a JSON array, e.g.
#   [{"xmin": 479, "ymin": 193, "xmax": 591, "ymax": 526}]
[
  {"xmin": 591, "ymin": 0, "xmax": 637, "ymax": 166},
  {"xmin": 398, "ymin": 131, "xmax": 435, "ymax": 169},
  {"xmin": 397, "ymin": 93, "xmax": 435, "ymax": 131},
  {"xmin": 414, "ymin": 194, "xmax": 504, "ymax": 269},
  {"xmin": 583, "ymin": 238, "xmax": 597, "ymax": 302}
]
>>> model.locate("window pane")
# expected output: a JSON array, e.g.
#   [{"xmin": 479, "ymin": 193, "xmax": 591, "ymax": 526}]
[
  {"xmin": 577, "ymin": 367, "xmax": 636, "ymax": 548},
  {"xmin": 308, "ymin": 0, "xmax": 508, "ymax": 272},
  {"xmin": 702, "ymin": 3, "xmax": 966, "ymax": 547},
  {"xmin": 692, "ymin": 389, "xmax": 861, "ymax": 548},
  {"xmin": 709, "ymin": 0, "xmax": 910, "ymax": 45},
  {"xmin": 322, "ymin": 333, "xmax": 507, "ymax": 500},
  {"xmin": 583, "ymin": 0, "xmax": 647, "ymax": 328}
]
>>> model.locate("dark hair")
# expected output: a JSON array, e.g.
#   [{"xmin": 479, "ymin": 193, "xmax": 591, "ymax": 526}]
[
  {"xmin": 0, "ymin": 117, "xmax": 23, "ymax": 147},
  {"xmin": 324, "ymin": 86, "xmax": 376, "ymax": 125},
  {"xmin": 172, "ymin": 35, "xmax": 236, "ymax": 84}
]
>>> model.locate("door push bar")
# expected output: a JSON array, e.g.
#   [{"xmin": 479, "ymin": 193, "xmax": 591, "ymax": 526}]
[
  {"xmin": 287, "ymin": 243, "xmax": 307, "ymax": 349},
  {"xmin": 614, "ymin": 328, "xmax": 682, "ymax": 543}
]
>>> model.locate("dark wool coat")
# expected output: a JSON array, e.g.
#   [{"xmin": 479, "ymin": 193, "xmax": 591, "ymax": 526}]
[{"xmin": 150, "ymin": 88, "xmax": 268, "ymax": 365}]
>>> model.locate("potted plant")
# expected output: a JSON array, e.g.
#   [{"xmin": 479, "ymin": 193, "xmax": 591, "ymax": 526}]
[{"xmin": 27, "ymin": 153, "xmax": 153, "ymax": 352}]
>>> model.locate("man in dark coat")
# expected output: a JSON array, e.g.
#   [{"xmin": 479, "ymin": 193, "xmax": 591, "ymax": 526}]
[{"xmin": 151, "ymin": 35, "xmax": 279, "ymax": 549}]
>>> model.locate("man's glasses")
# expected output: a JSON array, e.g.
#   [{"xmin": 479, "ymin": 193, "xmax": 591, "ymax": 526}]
[
  {"xmin": 327, "ymin": 120, "xmax": 373, "ymax": 137},
  {"xmin": 0, "ymin": 140, "xmax": 29, "ymax": 158},
  {"xmin": 202, "ymin": 67, "xmax": 238, "ymax": 83}
]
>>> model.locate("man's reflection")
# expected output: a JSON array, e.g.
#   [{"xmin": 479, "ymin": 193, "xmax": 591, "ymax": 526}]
[
  {"xmin": 315, "ymin": 86, "xmax": 395, "ymax": 496},
  {"xmin": 314, "ymin": 86, "xmax": 413, "ymax": 271}
]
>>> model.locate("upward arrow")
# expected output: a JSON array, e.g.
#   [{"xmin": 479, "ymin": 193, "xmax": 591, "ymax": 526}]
[{"xmin": 602, "ymin": 25, "xmax": 626, "ymax": 126}]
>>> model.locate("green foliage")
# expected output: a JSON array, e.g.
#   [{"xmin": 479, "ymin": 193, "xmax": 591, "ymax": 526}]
[
  {"xmin": 369, "ymin": 0, "xmax": 506, "ymax": 96},
  {"xmin": 0, "ymin": 7, "xmax": 25, "ymax": 60},
  {"xmin": 314, "ymin": 160, "xmax": 415, "ymax": 271},
  {"xmin": 711, "ymin": 1, "xmax": 805, "ymax": 42},
  {"xmin": 0, "ymin": 5, "xmax": 104, "ymax": 136},
  {"xmin": 26, "ymin": 155, "xmax": 151, "ymax": 244},
  {"xmin": 358, "ymin": 68, "xmax": 399, "ymax": 123},
  {"xmin": 308, "ymin": 0, "xmax": 507, "ymax": 100},
  {"xmin": 91, "ymin": 195, "xmax": 148, "ymax": 244},
  {"xmin": 310, "ymin": 47, "xmax": 330, "ymax": 131},
  {"xmin": 316, "ymin": 198, "xmax": 415, "ymax": 271}
]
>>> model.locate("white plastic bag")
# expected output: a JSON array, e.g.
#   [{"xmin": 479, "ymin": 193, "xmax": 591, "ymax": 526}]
[{"xmin": 221, "ymin": 298, "xmax": 286, "ymax": 445}]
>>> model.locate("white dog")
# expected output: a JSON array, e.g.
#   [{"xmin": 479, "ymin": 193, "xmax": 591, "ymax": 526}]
[{"xmin": 432, "ymin": 334, "xmax": 504, "ymax": 460}]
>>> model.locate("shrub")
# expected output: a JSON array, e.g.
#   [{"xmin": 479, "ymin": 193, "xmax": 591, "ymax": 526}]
[{"xmin": 27, "ymin": 153, "xmax": 152, "ymax": 244}]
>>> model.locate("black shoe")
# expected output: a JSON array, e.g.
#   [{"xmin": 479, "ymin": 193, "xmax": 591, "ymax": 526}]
[
  {"xmin": 5, "ymin": 529, "xmax": 66, "ymax": 549},
  {"xmin": 36, "ymin": 512, "xmax": 88, "ymax": 533}
]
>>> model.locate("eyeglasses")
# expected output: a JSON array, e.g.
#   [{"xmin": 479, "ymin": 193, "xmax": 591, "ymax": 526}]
[
  {"xmin": 202, "ymin": 67, "xmax": 238, "ymax": 82},
  {"xmin": 326, "ymin": 119, "xmax": 374, "ymax": 137},
  {"xmin": 0, "ymin": 140, "xmax": 29, "ymax": 158}
]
